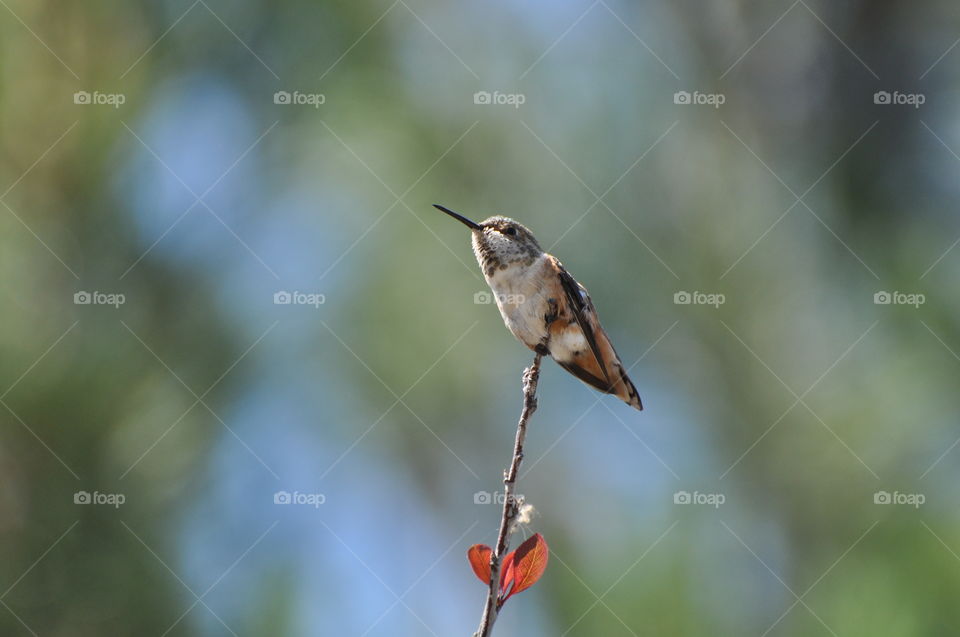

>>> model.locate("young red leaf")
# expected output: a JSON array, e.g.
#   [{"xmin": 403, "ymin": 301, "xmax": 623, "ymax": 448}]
[
  {"xmin": 500, "ymin": 533, "xmax": 548, "ymax": 602},
  {"xmin": 467, "ymin": 544, "xmax": 492, "ymax": 584},
  {"xmin": 498, "ymin": 551, "xmax": 516, "ymax": 606},
  {"xmin": 499, "ymin": 549, "xmax": 516, "ymax": 593}
]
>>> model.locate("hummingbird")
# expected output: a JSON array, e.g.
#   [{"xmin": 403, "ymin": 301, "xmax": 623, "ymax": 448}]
[{"xmin": 435, "ymin": 204, "xmax": 642, "ymax": 411}]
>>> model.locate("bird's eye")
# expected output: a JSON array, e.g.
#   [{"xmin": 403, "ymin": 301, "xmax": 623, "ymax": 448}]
[{"xmin": 504, "ymin": 227, "xmax": 517, "ymax": 236}]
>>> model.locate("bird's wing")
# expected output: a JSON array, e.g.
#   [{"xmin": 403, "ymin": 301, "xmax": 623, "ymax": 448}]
[
  {"xmin": 546, "ymin": 256, "xmax": 643, "ymax": 410},
  {"xmin": 548, "ymin": 255, "xmax": 609, "ymax": 383}
]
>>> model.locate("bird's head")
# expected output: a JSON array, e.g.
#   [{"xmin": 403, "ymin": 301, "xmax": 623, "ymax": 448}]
[{"xmin": 434, "ymin": 204, "xmax": 543, "ymax": 277}]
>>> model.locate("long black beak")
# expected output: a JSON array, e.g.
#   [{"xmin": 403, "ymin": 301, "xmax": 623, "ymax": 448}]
[{"xmin": 434, "ymin": 204, "xmax": 481, "ymax": 230}]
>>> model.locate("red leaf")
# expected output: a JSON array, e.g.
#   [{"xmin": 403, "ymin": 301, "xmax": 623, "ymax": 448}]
[
  {"xmin": 499, "ymin": 549, "xmax": 516, "ymax": 596},
  {"xmin": 500, "ymin": 533, "xmax": 548, "ymax": 602},
  {"xmin": 467, "ymin": 544, "xmax": 492, "ymax": 584},
  {"xmin": 500, "ymin": 552, "xmax": 516, "ymax": 602},
  {"xmin": 498, "ymin": 551, "xmax": 515, "ymax": 592}
]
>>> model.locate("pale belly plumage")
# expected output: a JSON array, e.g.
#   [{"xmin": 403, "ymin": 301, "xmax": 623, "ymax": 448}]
[{"xmin": 484, "ymin": 255, "xmax": 587, "ymax": 361}]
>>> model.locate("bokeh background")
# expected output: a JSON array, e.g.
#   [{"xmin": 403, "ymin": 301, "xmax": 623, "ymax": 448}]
[{"xmin": 2, "ymin": 1, "xmax": 959, "ymax": 635}]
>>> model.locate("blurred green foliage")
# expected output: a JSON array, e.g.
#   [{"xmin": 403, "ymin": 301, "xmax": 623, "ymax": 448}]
[{"xmin": 2, "ymin": 1, "xmax": 960, "ymax": 635}]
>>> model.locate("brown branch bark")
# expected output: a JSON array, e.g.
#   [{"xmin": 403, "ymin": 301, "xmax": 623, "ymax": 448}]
[{"xmin": 474, "ymin": 352, "xmax": 542, "ymax": 637}]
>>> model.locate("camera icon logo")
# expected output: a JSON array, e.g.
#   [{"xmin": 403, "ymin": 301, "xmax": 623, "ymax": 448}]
[
  {"xmin": 74, "ymin": 291, "xmax": 92, "ymax": 305},
  {"xmin": 873, "ymin": 91, "xmax": 891, "ymax": 105},
  {"xmin": 474, "ymin": 491, "xmax": 492, "ymax": 504},
  {"xmin": 473, "ymin": 91, "xmax": 492, "ymax": 105},
  {"xmin": 274, "ymin": 291, "xmax": 292, "ymax": 305},
  {"xmin": 74, "ymin": 490, "xmax": 91, "ymax": 504},
  {"xmin": 673, "ymin": 490, "xmax": 691, "ymax": 504},
  {"xmin": 673, "ymin": 291, "xmax": 692, "ymax": 305},
  {"xmin": 673, "ymin": 91, "xmax": 691, "ymax": 105},
  {"xmin": 73, "ymin": 91, "xmax": 91, "ymax": 105},
  {"xmin": 874, "ymin": 490, "xmax": 891, "ymax": 504},
  {"xmin": 274, "ymin": 491, "xmax": 292, "ymax": 504},
  {"xmin": 473, "ymin": 291, "xmax": 493, "ymax": 304},
  {"xmin": 873, "ymin": 291, "xmax": 891, "ymax": 305},
  {"xmin": 274, "ymin": 91, "xmax": 292, "ymax": 105}
]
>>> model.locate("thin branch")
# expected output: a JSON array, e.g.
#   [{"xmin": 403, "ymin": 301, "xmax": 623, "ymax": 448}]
[{"xmin": 474, "ymin": 352, "xmax": 542, "ymax": 637}]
